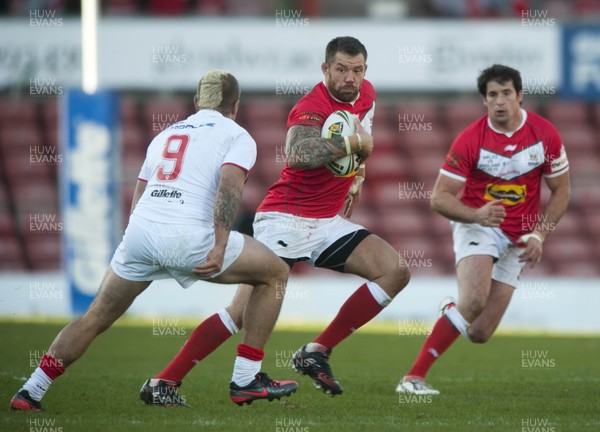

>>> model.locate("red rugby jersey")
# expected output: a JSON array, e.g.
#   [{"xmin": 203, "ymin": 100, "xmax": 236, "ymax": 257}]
[
  {"xmin": 257, "ymin": 80, "xmax": 376, "ymax": 218},
  {"xmin": 440, "ymin": 109, "xmax": 569, "ymax": 243}
]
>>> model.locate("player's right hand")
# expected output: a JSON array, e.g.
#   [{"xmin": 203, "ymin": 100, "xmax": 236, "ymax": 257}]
[
  {"xmin": 517, "ymin": 234, "xmax": 543, "ymax": 268},
  {"xmin": 193, "ymin": 246, "xmax": 225, "ymax": 277},
  {"xmin": 475, "ymin": 199, "xmax": 506, "ymax": 227},
  {"xmin": 353, "ymin": 117, "xmax": 373, "ymax": 159}
]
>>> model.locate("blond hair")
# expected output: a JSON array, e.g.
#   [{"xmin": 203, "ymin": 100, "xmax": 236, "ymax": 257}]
[{"xmin": 196, "ymin": 70, "xmax": 240, "ymax": 114}]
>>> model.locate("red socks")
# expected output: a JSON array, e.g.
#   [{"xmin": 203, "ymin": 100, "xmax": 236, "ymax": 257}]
[
  {"xmin": 39, "ymin": 353, "xmax": 65, "ymax": 380},
  {"xmin": 156, "ymin": 313, "xmax": 233, "ymax": 382},
  {"xmin": 314, "ymin": 283, "xmax": 384, "ymax": 349},
  {"xmin": 406, "ymin": 315, "xmax": 460, "ymax": 378},
  {"xmin": 237, "ymin": 343, "xmax": 264, "ymax": 361}
]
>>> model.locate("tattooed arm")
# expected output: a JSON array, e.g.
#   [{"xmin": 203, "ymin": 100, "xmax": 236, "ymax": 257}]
[
  {"xmin": 193, "ymin": 164, "xmax": 245, "ymax": 276},
  {"xmin": 285, "ymin": 125, "xmax": 346, "ymax": 169},
  {"xmin": 286, "ymin": 119, "xmax": 373, "ymax": 170},
  {"xmin": 213, "ymin": 164, "xmax": 244, "ymax": 248}
]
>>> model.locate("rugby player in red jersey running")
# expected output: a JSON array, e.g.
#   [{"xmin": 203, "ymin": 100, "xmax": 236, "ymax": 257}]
[
  {"xmin": 396, "ymin": 64, "xmax": 570, "ymax": 395},
  {"xmin": 141, "ymin": 36, "xmax": 411, "ymax": 400}
]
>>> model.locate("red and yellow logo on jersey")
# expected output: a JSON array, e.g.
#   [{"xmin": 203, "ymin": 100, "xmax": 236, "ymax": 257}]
[{"xmin": 484, "ymin": 183, "xmax": 526, "ymax": 205}]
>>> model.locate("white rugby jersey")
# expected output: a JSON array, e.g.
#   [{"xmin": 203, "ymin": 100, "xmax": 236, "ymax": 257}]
[{"xmin": 133, "ymin": 109, "xmax": 256, "ymax": 225}]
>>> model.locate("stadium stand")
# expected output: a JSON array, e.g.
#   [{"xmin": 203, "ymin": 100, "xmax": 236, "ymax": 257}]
[{"xmin": 0, "ymin": 94, "xmax": 598, "ymax": 275}]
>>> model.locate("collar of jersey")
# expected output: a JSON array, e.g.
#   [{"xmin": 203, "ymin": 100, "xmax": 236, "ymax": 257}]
[
  {"xmin": 196, "ymin": 109, "xmax": 223, "ymax": 118},
  {"xmin": 487, "ymin": 108, "xmax": 527, "ymax": 138}
]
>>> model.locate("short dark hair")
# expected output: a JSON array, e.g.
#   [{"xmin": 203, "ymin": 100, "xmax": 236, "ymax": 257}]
[
  {"xmin": 477, "ymin": 64, "xmax": 522, "ymax": 97},
  {"xmin": 325, "ymin": 36, "xmax": 367, "ymax": 65}
]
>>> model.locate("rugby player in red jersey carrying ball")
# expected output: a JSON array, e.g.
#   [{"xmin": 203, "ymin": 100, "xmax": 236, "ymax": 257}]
[
  {"xmin": 396, "ymin": 64, "xmax": 570, "ymax": 395},
  {"xmin": 253, "ymin": 37, "xmax": 412, "ymax": 395},
  {"xmin": 142, "ymin": 37, "xmax": 411, "ymax": 399}
]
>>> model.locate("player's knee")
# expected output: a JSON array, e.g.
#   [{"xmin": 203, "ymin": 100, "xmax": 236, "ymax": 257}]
[
  {"xmin": 272, "ymin": 258, "xmax": 290, "ymax": 283},
  {"xmin": 383, "ymin": 265, "xmax": 411, "ymax": 297},
  {"xmin": 468, "ymin": 327, "xmax": 493, "ymax": 344},
  {"xmin": 396, "ymin": 265, "xmax": 411, "ymax": 292},
  {"xmin": 469, "ymin": 333, "xmax": 491, "ymax": 344},
  {"xmin": 396, "ymin": 257, "xmax": 412, "ymax": 286},
  {"xmin": 259, "ymin": 258, "xmax": 289, "ymax": 292}
]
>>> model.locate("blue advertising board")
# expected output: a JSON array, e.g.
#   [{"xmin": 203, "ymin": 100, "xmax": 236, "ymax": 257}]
[
  {"xmin": 561, "ymin": 24, "xmax": 600, "ymax": 100},
  {"xmin": 60, "ymin": 89, "xmax": 120, "ymax": 314}
]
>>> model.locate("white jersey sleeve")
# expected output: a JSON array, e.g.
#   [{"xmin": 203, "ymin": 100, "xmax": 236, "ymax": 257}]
[
  {"xmin": 223, "ymin": 131, "xmax": 257, "ymax": 172},
  {"xmin": 138, "ymin": 157, "xmax": 150, "ymax": 181}
]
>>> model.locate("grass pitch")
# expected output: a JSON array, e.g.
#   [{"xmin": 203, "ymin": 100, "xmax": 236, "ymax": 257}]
[{"xmin": 1, "ymin": 320, "xmax": 598, "ymax": 432}]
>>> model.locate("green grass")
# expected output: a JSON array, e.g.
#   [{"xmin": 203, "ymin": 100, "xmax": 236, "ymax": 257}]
[{"xmin": 1, "ymin": 320, "xmax": 599, "ymax": 432}]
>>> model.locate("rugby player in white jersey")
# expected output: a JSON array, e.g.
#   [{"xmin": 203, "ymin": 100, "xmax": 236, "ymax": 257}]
[{"xmin": 10, "ymin": 70, "xmax": 297, "ymax": 411}]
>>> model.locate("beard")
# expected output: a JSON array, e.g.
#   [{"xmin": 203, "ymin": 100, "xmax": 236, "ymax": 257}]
[{"xmin": 328, "ymin": 84, "xmax": 360, "ymax": 102}]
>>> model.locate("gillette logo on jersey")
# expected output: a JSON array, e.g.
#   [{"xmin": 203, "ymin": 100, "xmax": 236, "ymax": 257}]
[
  {"xmin": 440, "ymin": 110, "xmax": 569, "ymax": 243},
  {"xmin": 151, "ymin": 189, "xmax": 182, "ymax": 198}
]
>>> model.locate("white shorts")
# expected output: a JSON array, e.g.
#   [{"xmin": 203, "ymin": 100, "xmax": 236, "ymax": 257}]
[
  {"xmin": 253, "ymin": 212, "xmax": 368, "ymax": 268},
  {"xmin": 111, "ymin": 214, "xmax": 244, "ymax": 288},
  {"xmin": 451, "ymin": 221, "xmax": 525, "ymax": 288}
]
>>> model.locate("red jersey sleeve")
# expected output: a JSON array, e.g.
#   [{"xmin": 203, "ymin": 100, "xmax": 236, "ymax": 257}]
[
  {"xmin": 440, "ymin": 123, "xmax": 480, "ymax": 181},
  {"xmin": 541, "ymin": 122, "xmax": 569, "ymax": 178},
  {"xmin": 287, "ymin": 84, "xmax": 330, "ymax": 129}
]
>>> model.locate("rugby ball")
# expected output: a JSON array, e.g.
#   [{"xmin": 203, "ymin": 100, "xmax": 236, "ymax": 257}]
[{"xmin": 321, "ymin": 110, "xmax": 361, "ymax": 177}]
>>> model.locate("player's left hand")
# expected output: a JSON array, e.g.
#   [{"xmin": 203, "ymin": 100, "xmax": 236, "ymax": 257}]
[
  {"xmin": 193, "ymin": 246, "xmax": 226, "ymax": 276},
  {"xmin": 343, "ymin": 176, "xmax": 364, "ymax": 218},
  {"xmin": 343, "ymin": 194, "xmax": 356, "ymax": 218},
  {"xmin": 517, "ymin": 234, "xmax": 543, "ymax": 268}
]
